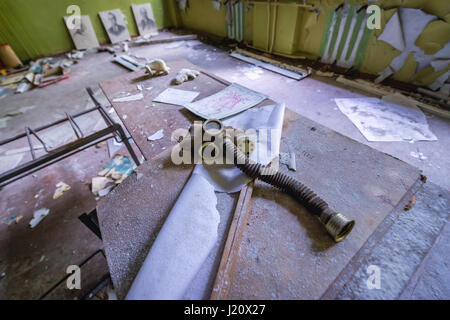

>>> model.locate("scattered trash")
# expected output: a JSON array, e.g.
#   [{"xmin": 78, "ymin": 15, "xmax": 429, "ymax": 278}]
[
  {"xmin": 98, "ymin": 46, "xmax": 116, "ymax": 54},
  {"xmin": 66, "ymin": 50, "xmax": 85, "ymax": 60},
  {"xmin": 53, "ymin": 182, "xmax": 71, "ymax": 199},
  {"xmin": 410, "ymin": 151, "xmax": 428, "ymax": 161},
  {"xmin": 334, "ymin": 97, "xmax": 437, "ymax": 142},
  {"xmin": 230, "ymin": 49, "xmax": 309, "ymax": 80},
  {"xmin": 147, "ymin": 129, "xmax": 164, "ymax": 141},
  {"xmin": 153, "ymin": 88, "xmax": 199, "ymax": 106},
  {"xmin": 113, "ymin": 55, "xmax": 145, "ymax": 71},
  {"xmin": 137, "ymin": 84, "xmax": 143, "ymax": 91},
  {"xmin": 145, "ymin": 59, "xmax": 170, "ymax": 76},
  {"xmin": 315, "ymin": 70, "xmax": 335, "ymax": 78},
  {"xmin": 95, "ymin": 154, "xmax": 137, "ymax": 189},
  {"xmin": 184, "ymin": 83, "xmax": 267, "ymax": 119},
  {"xmin": 39, "ymin": 255, "xmax": 45, "ymax": 262},
  {"xmin": 15, "ymin": 80, "xmax": 32, "ymax": 93},
  {"xmin": 4, "ymin": 215, "xmax": 23, "ymax": 226},
  {"xmin": 172, "ymin": 68, "xmax": 200, "ymax": 85},
  {"xmin": 280, "ymin": 152, "xmax": 296, "ymax": 171},
  {"xmin": 132, "ymin": 34, "xmax": 196, "ymax": 46},
  {"xmin": 91, "ymin": 177, "xmax": 114, "ymax": 196},
  {"xmin": 122, "ymin": 115, "xmax": 128, "ymax": 120},
  {"xmin": 30, "ymin": 208, "xmax": 50, "ymax": 228},
  {"xmin": 98, "ymin": 185, "xmax": 114, "ymax": 197},
  {"xmin": 404, "ymin": 196, "xmax": 417, "ymax": 211},
  {"xmin": 112, "ymin": 93, "xmax": 143, "ymax": 102}
]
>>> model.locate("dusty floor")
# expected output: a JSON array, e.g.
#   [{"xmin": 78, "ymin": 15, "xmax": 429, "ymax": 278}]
[{"xmin": 0, "ymin": 31, "xmax": 449, "ymax": 299}]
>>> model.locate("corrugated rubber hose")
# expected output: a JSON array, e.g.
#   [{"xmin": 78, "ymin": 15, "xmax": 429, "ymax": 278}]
[{"xmin": 223, "ymin": 136, "xmax": 355, "ymax": 242}]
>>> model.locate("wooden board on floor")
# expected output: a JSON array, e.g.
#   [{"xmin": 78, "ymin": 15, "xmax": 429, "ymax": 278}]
[{"xmin": 211, "ymin": 108, "xmax": 422, "ymax": 299}]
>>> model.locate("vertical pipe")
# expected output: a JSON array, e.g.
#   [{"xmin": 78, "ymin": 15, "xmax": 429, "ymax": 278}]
[{"xmin": 269, "ymin": 0, "xmax": 278, "ymax": 53}]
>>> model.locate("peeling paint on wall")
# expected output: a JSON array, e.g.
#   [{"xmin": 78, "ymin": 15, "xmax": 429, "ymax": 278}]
[
  {"xmin": 319, "ymin": 5, "xmax": 373, "ymax": 69},
  {"xmin": 377, "ymin": 7, "xmax": 450, "ymax": 91}
]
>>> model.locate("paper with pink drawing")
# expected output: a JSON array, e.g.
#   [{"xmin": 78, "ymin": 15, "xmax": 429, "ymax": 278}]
[{"xmin": 184, "ymin": 83, "xmax": 267, "ymax": 119}]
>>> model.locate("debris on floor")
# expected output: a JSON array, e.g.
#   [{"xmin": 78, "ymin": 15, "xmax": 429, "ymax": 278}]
[
  {"xmin": 4, "ymin": 215, "xmax": 23, "ymax": 226},
  {"xmin": 231, "ymin": 48, "xmax": 310, "ymax": 80},
  {"xmin": 145, "ymin": 59, "xmax": 170, "ymax": 76},
  {"xmin": 334, "ymin": 97, "xmax": 437, "ymax": 142},
  {"xmin": 172, "ymin": 68, "xmax": 200, "ymax": 85},
  {"xmin": 113, "ymin": 55, "xmax": 145, "ymax": 71},
  {"xmin": 91, "ymin": 155, "xmax": 137, "ymax": 197},
  {"xmin": 280, "ymin": 152, "xmax": 296, "ymax": 171},
  {"xmin": 66, "ymin": 50, "xmax": 85, "ymax": 60},
  {"xmin": 315, "ymin": 70, "xmax": 335, "ymax": 78},
  {"xmin": 147, "ymin": 129, "xmax": 164, "ymax": 141},
  {"xmin": 29, "ymin": 208, "xmax": 50, "ymax": 228},
  {"xmin": 410, "ymin": 151, "xmax": 428, "ymax": 161},
  {"xmin": 112, "ymin": 92, "xmax": 143, "ymax": 103},
  {"xmin": 1, "ymin": 55, "xmax": 73, "ymax": 95},
  {"xmin": 153, "ymin": 88, "xmax": 199, "ymax": 106},
  {"xmin": 91, "ymin": 177, "xmax": 114, "ymax": 196},
  {"xmin": 404, "ymin": 196, "xmax": 417, "ymax": 211},
  {"xmin": 53, "ymin": 182, "xmax": 71, "ymax": 200}
]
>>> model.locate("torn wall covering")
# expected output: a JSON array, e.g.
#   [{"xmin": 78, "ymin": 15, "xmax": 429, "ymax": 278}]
[{"xmin": 177, "ymin": 0, "xmax": 449, "ymax": 90}]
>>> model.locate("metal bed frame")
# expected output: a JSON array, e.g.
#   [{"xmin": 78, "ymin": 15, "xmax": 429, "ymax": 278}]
[{"xmin": 0, "ymin": 87, "xmax": 140, "ymax": 189}]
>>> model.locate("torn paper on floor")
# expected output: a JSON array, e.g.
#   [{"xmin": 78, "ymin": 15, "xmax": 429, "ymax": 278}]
[
  {"xmin": 30, "ymin": 208, "xmax": 50, "ymax": 228},
  {"xmin": 126, "ymin": 173, "xmax": 220, "ymax": 300},
  {"xmin": 335, "ymin": 98, "xmax": 437, "ymax": 142},
  {"xmin": 112, "ymin": 93, "xmax": 143, "ymax": 103},
  {"xmin": 194, "ymin": 103, "xmax": 285, "ymax": 193},
  {"xmin": 53, "ymin": 182, "xmax": 71, "ymax": 199},
  {"xmin": 184, "ymin": 83, "xmax": 267, "ymax": 119},
  {"xmin": 147, "ymin": 129, "xmax": 164, "ymax": 141},
  {"xmin": 153, "ymin": 88, "xmax": 199, "ymax": 106},
  {"xmin": 97, "ymin": 154, "xmax": 136, "ymax": 184}
]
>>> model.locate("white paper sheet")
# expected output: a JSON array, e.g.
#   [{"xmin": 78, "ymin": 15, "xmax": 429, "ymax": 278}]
[
  {"xmin": 126, "ymin": 173, "xmax": 220, "ymax": 300},
  {"xmin": 153, "ymin": 88, "xmax": 200, "ymax": 106},
  {"xmin": 184, "ymin": 83, "xmax": 267, "ymax": 119},
  {"xmin": 194, "ymin": 103, "xmax": 285, "ymax": 193},
  {"xmin": 335, "ymin": 97, "xmax": 437, "ymax": 142}
]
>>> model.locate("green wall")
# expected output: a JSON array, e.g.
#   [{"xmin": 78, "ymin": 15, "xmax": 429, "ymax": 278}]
[
  {"xmin": 0, "ymin": 0, "xmax": 174, "ymax": 61},
  {"xmin": 177, "ymin": 0, "xmax": 450, "ymax": 87}
]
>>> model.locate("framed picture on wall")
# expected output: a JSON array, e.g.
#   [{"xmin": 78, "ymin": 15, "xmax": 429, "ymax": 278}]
[
  {"xmin": 63, "ymin": 15, "xmax": 99, "ymax": 50},
  {"xmin": 99, "ymin": 9, "xmax": 131, "ymax": 44},
  {"xmin": 131, "ymin": 3, "xmax": 158, "ymax": 37}
]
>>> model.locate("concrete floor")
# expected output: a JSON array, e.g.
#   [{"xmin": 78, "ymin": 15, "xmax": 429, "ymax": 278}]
[{"xmin": 0, "ymin": 32, "xmax": 449, "ymax": 299}]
